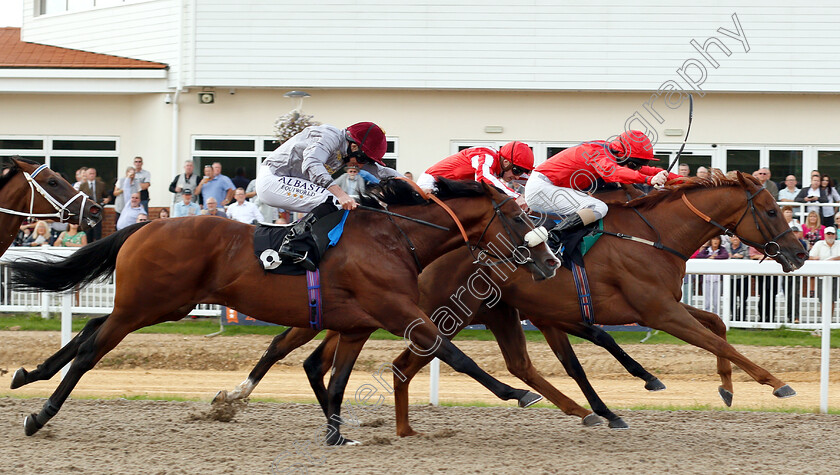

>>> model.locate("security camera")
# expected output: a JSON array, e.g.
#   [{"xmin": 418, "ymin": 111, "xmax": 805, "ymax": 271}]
[
  {"xmin": 229, "ymin": 88, "xmax": 236, "ymax": 95},
  {"xmin": 199, "ymin": 92, "xmax": 215, "ymax": 104},
  {"xmin": 164, "ymin": 94, "xmax": 172, "ymax": 104}
]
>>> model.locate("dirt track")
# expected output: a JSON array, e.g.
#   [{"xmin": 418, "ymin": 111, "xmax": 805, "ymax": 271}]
[{"xmin": 1, "ymin": 331, "xmax": 839, "ymax": 473}]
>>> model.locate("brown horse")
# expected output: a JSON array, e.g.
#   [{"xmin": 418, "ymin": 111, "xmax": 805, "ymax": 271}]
[
  {"xmin": 7, "ymin": 178, "xmax": 559, "ymax": 443},
  {"xmin": 0, "ymin": 157, "xmax": 102, "ymax": 250},
  {"xmin": 218, "ymin": 171, "xmax": 807, "ymax": 436}
]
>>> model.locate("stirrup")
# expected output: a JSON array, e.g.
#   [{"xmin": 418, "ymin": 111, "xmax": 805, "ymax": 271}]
[{"xmin": 278, "ymin": 250, "xmax": 316, "ymax": 271}]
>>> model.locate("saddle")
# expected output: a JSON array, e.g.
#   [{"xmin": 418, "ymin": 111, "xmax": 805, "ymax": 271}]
[
  {"xmin": 546, "ymin": 219, "xmax": 603, "ymax": 269},
  {"xmin": 253, "ymin": 208, "xmax": 348, "ymax": 275}
]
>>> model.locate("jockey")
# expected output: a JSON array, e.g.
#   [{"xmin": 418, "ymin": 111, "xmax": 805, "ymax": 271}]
[
  {"xmin": 256, "ymin": 122, "xmax": 401, "ymax": 269},
  {"xmin": 524, "ymin": 130, "xmax": 681, "ymax": 238},
  {"xmin": 416, "ymin": 141, "xmax": 534, "ymax": 210}
]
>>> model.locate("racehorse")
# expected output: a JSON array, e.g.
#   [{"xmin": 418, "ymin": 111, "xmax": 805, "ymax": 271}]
[
  {"xmin": 7, "ymin": 178, "xmax": 559, "ymax": 444},
  {"xmin": 217, "ymin": 171, "xmax": 807, "ymax": 436},
  {"xmin": 0, "ymin": 157, "xmax": 102, "ymax": 251}
]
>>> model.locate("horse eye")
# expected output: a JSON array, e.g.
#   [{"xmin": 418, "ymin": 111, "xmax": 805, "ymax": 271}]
[
  {"xmin": 47, "ymin": 178, "xmax": 57, "ymax": 187},
  {"xmin": 514, "ymin": 215, "xmax": 525, "ymax": 224},
  {"xmin": 767, "ymin": 209, "xmax": 777, "ymax": 217}
]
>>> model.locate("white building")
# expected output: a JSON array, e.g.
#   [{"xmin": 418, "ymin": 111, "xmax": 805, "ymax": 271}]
[{"xmin": 2, "ymin": 1, "xmax": 839, "ymax": 213}]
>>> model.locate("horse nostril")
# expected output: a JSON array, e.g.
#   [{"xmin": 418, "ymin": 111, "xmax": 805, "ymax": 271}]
[
  {"xmin": 547, "ymin": 258, "xmax": 560, "ymax": 268},
  {"xmin": 90, "ymin": 206, "xmax": 100, "ymax": 215}
]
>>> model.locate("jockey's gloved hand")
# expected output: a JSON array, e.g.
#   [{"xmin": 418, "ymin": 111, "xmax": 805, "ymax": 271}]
[
  {"xmin": 650, "ymin": 170, "xmax": 669, "ymax": 188},
  {"xmin": 515, "ymin": 196, "xmax": 529, "ymax": 212}
]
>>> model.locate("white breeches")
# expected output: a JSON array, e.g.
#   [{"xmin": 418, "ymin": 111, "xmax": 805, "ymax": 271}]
[
  {"xmin": 524, "ymin": 172, "xmax": 608, "ymax": 219},
  {"xmin": 255, "ymin": 165, "xmax": 337, "ymax": 214}
]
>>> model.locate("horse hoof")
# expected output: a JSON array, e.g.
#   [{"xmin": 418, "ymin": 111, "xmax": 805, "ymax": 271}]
[
  {"xmin": 212, "ymin": 390, "xmax": 227, "ymax": 404},
  {"xmin": 582, "ymin": 413, "xmax": 603, "ymax": 427},
  {"xmin": 10, "ymin": 368, "xmax": 28, "ymax": 390},
  {"xmin": 343, "ymin": 438, "xmax": 362, "ymax": 446},
  {"xmin": 773, "ymin": 385, "xmax": 796, "ymax": 399},
  {"xmin": 608, "ymin": 417, "xmax": 629, "ymax": 429},
  {"xmin": 23, "ymin": 414, "xmax": 41, "ymax": 436},
  {"xmin": 518, "ymin": 391, "xmax": 543, "ymax": 408},
  {"xmin": 645, "ymin": 378, "xmax": 666, "ymax": 392},
  {"xmin": 718, "ymin": 386, "xmax": 733, "ymax": 407}
]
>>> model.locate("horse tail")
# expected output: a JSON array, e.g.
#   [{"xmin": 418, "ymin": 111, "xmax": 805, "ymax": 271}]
[{"xmin": 7, "ymin": 222, "xmax": 152, "ymax": 292}]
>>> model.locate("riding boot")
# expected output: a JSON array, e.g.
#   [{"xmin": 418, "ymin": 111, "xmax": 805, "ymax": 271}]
[
  {"xmin": 276, "ymin": 200, "xmax": 339, "ymax": 271},
  {"xmin": 547, "ymin": 208, "xmax": 598, "ymax": 236}
]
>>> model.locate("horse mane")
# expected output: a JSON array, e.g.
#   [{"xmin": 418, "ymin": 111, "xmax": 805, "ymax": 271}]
[
  {"xmin": 618, "ymin": 170, "xmax": 760, "ymax": 210},
  {"xmin": 0, "ymin": 156, "xmax": 29, "ymax": 191},
  {"xmin": 358, "ymin": 177, "xmax": 487, "ymax": 208}
]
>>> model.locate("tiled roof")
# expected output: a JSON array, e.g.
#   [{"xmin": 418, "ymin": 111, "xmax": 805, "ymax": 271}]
[{"xmin": 0, "ymin": 28, "xmax": 168, "ymax": 69}]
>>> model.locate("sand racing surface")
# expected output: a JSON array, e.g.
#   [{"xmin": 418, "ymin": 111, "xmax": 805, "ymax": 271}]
[{"xmin": 1, "ymin": 331, "xmax": 839, "ymax": 473}]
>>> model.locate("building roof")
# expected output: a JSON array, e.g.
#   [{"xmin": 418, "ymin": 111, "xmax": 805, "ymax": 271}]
[{"xmin": 0, "ymin": 28, "xmax": 167, "ymax": 69}]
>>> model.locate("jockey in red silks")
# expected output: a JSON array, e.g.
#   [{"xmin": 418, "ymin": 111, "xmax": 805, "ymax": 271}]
[
  {"xmin": 523, "ymin": 130, "xmax": 681, "ymax": 240},
  {"xmin": 416, "ymin": 141, "xmax": 534, "ymax": 210}
]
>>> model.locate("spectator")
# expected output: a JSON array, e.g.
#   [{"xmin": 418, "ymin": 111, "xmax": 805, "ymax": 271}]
[
  {"xmin": 113, "ymin": 166, "xmax": 138, "ymax": 226},
  {"xmin": 196, "ymin": 162, "xmax": 235, "ymax": 209},
  {"xmin": 801, "ymin": 210, "xmax": 825, "ymax": 249},
  {"xmin": 116, "ymin": 193, "xmax": 148, "ymax": 230},
  {"xmin": 201, "ymin": 197, "xmax": 228, "ymax": 218},
  {"xmin": 727, "ymin": 235, "xmax": 750, "ymax": 319},
  {"xmin": 55, "ymin": 222, "xmax": 87, "ymax": 247},
  {"xmin": 232, "ymin": 166, "xmax": 250, "ymax": 190},
  {"xmin": 777, "ymin": 175, "xmax": 800, "ymax": 202},
  {"xmin": 158, "ymin": 208, "xmax": 170, "ymax": 219},
  {"xmin": 23, "ymin": 221, "xmax": 52, "ymax": 247},
  {"xmin": 404, "ymin": 171, "xmax": 415, "ymax": 181},
  {"xmin": 809, "ymin": 226, "xmax": 840, "ymax": 261},
  {"xmin": 753, "ymin": 167, "xmax": 779, "ymax": 199},
  {"xmin": 750, "ymin": 245, "xmax": 780, "ymax": 323},
  {"xmin": 811, "ymin": 169, "xmax": 822, "ymax": 181},
  {"xmin": 133, "ymin": 156, "xmax": 152, "ymax": 211},
  {"xmin": 819, "ymin": 174, "xmax": 840, "ymax": 226},
  {"xmin": 782, "ymin": 205, "xmax": 800, "ymax": 228},
  {"xmin": 795, "ymin": 174, "xmax": 828, "ymax": 216},
  {"xmin": 72, "ymin": 167, "xmax": 88, "ymax": 190},
  {"xmin": 334, "ymin": 165, "xmax": 366, "ymax": 200},
  {"xmin": 78, "ymin": 167, "xmax": 110, "ymax": 242},
  {"xmin": 173, "ymin": 188, "xmax": 201, "ymax": 217},
  {"xmin": 695, "ymin": 235, "xmax": 729, "ymax": 315},
  {"xmin": 834, "ymin": 211, "xmax": 840, "ymax": 229},
  {"xmin": 245, "ymin": 179, "xmax": 280, "ymax": 223},
  {"xmin": 14, "ymin": 220, "xmax": 35, "ymax": 246},
  {"xmin": 227, "ymin": 187, "xmax": 263, "ymax": 224},
  {"xmin": 169, "ymin": 160, "xmax": 199, "ymax": 206},
  {"xmin": 678, "ymin": 164, "xmax": 690, "ymax": 177},
  {"xmin": 695, "ymin": 166, "xmax": 710, "ymax": 180},
  {"xmin": 136, "ymin": 213, "xmax": 149, "ymax": 223},
  {"xmin": 791, "ymin": 225, "xmax": 809, "ymax": 250},
  {"xmin": 787, "ymin": 225, "xmax": 810, "ymax": 323}
]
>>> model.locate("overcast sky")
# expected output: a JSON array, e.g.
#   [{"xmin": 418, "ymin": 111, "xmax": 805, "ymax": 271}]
[{"xmin": 1, "ymin": 2, "xmax": 23, "ymax": 27}]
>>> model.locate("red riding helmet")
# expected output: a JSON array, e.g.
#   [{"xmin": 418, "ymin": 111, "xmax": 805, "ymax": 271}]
[
  {"xmin": 499, "ymin": 141, "xmax": 535, "ymax": 172},
  {"xmin": 346, "ymin": 122, "xmax": 387, "ymax": 166}
]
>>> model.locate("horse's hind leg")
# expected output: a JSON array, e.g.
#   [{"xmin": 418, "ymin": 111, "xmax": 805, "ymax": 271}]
[
  {"xmin": 534, "ymin": 324, "xmax": 626, "ymax": 429},
  {"xmin": 214, "ymin": 327, "xmax": 321, "ymax": 404},
  {"xmin": 682, "ymin": 303, "xmax": 735, "ymax": 406},
  {"xmin": 559, "ymin": 321, "xmax": 665, "ymax": 391},
  {"xmin": 11, "ymin": 315, "xmax": 108, "ymax": 389},
  {"xmin": 23, "ymin": 310, "xmax": 181, "ymax": 436},
  {"xmin": 322, "ymin": 331, "xmax": 372, "ymax": 446}
]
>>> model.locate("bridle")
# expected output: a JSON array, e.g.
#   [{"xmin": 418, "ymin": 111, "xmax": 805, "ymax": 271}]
[
  {"xmin": 0, "ymin": 164, "xmax": 90, "ymax": 223},
  {"xmin": 680, "ymin": 184, "xmax": 790, "ymax": 259}
]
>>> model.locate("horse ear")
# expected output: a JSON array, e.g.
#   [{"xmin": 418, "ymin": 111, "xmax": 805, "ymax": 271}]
[{"xmin": 735, "ymin": 170, "xmax": 749, "ymax": 187}]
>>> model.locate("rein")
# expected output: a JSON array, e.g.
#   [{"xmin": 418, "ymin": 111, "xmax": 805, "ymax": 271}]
[{"xmin": 0, "ymin": 164, "xmax": 90, "ymax": 223}]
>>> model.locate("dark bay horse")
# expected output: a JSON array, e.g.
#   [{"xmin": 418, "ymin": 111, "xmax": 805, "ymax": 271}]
[
  {"xmin": 0, "ymin": 157, "xmax": 102, "ymax": 250},
  {"xmin": 7, "ymin": 178, "xmax": 559, "ymax": 443},
  {"xmin": 218, "ymin": 172, "xmax": 807, "ymax": 436}
]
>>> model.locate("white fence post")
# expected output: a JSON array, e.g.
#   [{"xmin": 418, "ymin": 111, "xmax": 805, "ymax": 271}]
[
  {"xmin": 429, "ymin": 357, "xmax": 440, "ymax": 406},
  {"xmin": 821, "ymin": 276, "xmax": 832, "ymax": 414}
]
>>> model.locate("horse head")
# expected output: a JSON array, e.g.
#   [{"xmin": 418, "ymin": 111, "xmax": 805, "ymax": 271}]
[
  {"xmin": 4, "ymin": 157, "xmax": 102, "ymax": 226},
  {"xmin": 435, "ymin": 177, "xmax": 560, "ymax": 281}
]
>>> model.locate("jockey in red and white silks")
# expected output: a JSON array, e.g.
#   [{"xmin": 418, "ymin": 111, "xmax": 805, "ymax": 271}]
[
  {"xmin": 257, "ymin": 122, "xmax": 400, "ymax": 213},
  {"xmin": 416, "ymin": 141, "xmax": 534, "ymax": 210},
  {"xmin": 524, "ymin": 130, "xmax": 681, "ymax": 237}
]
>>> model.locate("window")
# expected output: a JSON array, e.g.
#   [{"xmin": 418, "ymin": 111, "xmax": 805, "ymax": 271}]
[
  {"xmin": 726, "ymin": 150, "xmax": 760, "ymax": 176},
  {"xmin": 818, "ymin": 151, "xmax": 840, "ymax": 186},
  {"xmin": 769, "ymin": 150, "xmax": 803, "ymax": 186},
  {"xmin": 0, "ymin": 136, "xmax": 118, "ymax": 186},
  {"xmin": 38, "ymin": 0, "xmax": 131, "ymax": 16}
]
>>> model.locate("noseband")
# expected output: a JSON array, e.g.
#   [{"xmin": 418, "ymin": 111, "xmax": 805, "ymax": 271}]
[
  {"xmin": 681, "ymin": 185, "xmax": 791, "ymax": 259},
  {"xmin": 0, "ymin": 164, "xmax": 90, "ymax": 223}
]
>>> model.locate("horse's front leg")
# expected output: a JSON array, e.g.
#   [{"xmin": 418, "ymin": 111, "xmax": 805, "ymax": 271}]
[
  {"xmin": 681, "ymin": 303, "xmax": 735, "ymax": 406},
  {"xmin": 640, "ymin": 300, "xmax": 794, "ymax": 399}
]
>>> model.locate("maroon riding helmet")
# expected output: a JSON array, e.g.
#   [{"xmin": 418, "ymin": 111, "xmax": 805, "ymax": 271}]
[{"xmin": 346, "ymin": 122, "xmax": 388, "ymax": 166}]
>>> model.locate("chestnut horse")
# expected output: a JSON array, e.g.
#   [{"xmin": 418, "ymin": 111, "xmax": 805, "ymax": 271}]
[
  {"xmin": 218, "ymin": 171, "xmax": 807, "ymax": 436},
  {"xmin": 7, "ymin": 178, "xmax": 559, "ymax": 443},
  {"xmin": 0, "ymin": 157, "xmax": 102, "ymax": 250}
]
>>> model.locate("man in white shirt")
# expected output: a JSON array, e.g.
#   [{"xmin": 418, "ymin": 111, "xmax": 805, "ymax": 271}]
[
  {"xmin": 777, "ymin": 175, "xmax": 800, "ymax": 202},
  {"xmin": 809, "ymin": 226, "xmax": 840, "ymax": 260},
  {"xmin": 227, "ymin": 188, "xmax": 263, "ymax": 224}
]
